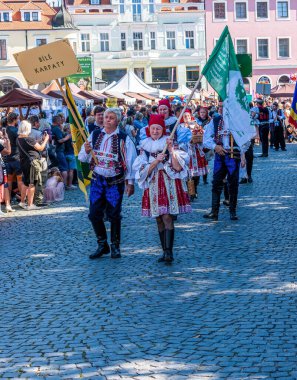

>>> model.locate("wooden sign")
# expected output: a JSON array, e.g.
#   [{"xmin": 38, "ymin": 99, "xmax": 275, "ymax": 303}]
[
  {"xmin": 106, "ymin": 97, "xmax": 118, "ymax": 108},
  {"xmin": 14, "ymin": 39, "xmax": 82, "ymax": 86}
]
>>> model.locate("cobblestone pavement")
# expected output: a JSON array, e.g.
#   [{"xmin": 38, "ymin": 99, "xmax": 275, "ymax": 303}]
[{"xmin": 1, "ymin": 144, "xmax": 297, "ymax": 380}]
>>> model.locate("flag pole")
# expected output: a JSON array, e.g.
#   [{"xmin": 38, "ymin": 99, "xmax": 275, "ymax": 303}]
[
  {"xmin": 55, "ymin": 79, "xmax": 98, "ymax": 165},
  {"xmin": 162, "ymin": 74, "xmax": 204, "ymax": 154},
  {"xmin": 230, "ymin": 134, "xmax": 234, "ymax": 158}
]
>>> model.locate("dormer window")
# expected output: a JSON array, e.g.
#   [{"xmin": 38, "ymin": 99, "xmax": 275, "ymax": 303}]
[
  {"xmin": 21, "ymin": 10, "xmax": 41, "ymax": 21},
  {"xmin": 0, "ymin": 11, "xmax": 11, "ymax": 22},
  {"xmin": 90, "ymin": 0, "xmax": 100, "ymax": 4}
]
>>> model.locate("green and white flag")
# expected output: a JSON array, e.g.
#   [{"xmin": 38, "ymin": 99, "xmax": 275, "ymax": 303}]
[{"xmin": 202, "ymin": 26, "xmax": 255, "ymax": 147}]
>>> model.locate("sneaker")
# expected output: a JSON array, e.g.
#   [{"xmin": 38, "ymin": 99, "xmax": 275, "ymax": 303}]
[
  {"xmin": 26, "ymin": 204, "xmax": 40, "ymax": 211},
  {"xmin": 35, "ymin": 202, "xmax": 48, "ymax": 207},
  {"xmin": 19, "ymin": 202, "xmax": 27, "ymax": 209},
  {"xmin": 5, "ymin": 205, "xmax": 15, "ymax": 213}
]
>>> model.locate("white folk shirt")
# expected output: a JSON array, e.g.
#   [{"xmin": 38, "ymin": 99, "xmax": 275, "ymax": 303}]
[{"xmin": 78, "ymin": 127, "xmax": 136, "ymax": 184}]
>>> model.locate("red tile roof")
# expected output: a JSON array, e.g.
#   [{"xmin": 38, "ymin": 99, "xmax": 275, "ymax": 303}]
[{"xmin": 0, "ymin": 0, "xmax": 56, "ymax": 29}]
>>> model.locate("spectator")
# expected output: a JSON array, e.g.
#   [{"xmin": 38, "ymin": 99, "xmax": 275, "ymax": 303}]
[
  {"xmin": 88, "ymin": 106, "xmax": 105, "ymax": 134},
  {"xmin": 133, "ymin": 112, "xmax": 145, "ymax": 145},
  {"xmin": 44, "ymin": 167, "xmax": 65, "ymax": 203},
  {"xmin": 140, "ymin": 107, "xmax": 149, "ymax": 126},
  {"xmin": 122, "ymin": 116, "xmax": 137, "ymax": 145},
  {"xmin": 0, "ymin": 128, "xmax": 13, "ymax": 213},
  {"xmin": 4, "ymin": 112, "xmax": 23, "ymax": 198},
  {"xmin": 51, "ymin": 115, "xmax": 71, "ymax": 185},
  {"xmin": 17, "ymin": 120, "xmax": 49, "ymax": 210},
  {"xmin": 29, "ymin": 115, "xmax": 42, "ymax": 141}
]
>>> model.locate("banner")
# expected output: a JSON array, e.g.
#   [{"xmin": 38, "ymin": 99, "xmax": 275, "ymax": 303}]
[
  {"xmin": 67, "ymin": 56, "xmax": 93, "ymax": 91},
  {"xmin": 202, "ymin": 26, "xmax": 255, "ymax": 147},
  {"xmin": 14, "ymin": 39, "xmax": 81, "ymax": 86}
]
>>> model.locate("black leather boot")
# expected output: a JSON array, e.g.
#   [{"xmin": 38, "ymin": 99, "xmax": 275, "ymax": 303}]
[
  {"xmin": 110, "ymin": 220, "xmax": 121, "ymax": 258},
  {"xmin": 229, "ymin": 195, "xmax": 239, "ymax": 221},
  {"xmin": 157, "ymin": 230, "xmax": 166, "ymax": 262},
  {"xmin": 89, "ymin": 219, "xmax": 110, "ymax": 259},
  {"xmin": 203, "ymin": 192, "xmax": 220, "ymax": 221},
  {"xmin": 164, "ymin": 229, "xmax": 174, "ymax": 263}
]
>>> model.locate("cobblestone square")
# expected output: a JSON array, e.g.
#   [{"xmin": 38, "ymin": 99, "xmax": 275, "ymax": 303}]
[{"xmin": 1, "ymin": 145, "xmax": 297, "ymax": 379}]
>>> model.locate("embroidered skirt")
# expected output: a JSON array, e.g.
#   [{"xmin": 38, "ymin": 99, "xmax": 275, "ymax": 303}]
[
  {"xmin": 142, "ymin": 170, "xmax": 191, "ymax": 218},
  {"xmin": 189, "ymin": 144, "xmax": 209, "ymax": 177}
]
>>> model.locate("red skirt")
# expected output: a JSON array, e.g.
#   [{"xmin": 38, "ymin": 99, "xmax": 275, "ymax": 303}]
[{"xmin": 142, "ymin": 170, "xmax": 192, "ymax": 217}]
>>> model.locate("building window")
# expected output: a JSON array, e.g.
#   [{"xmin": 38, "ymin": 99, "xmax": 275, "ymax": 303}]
[
  {"xmin": 100, "ymin": 33, "xmax": 109, "ymax": 52},
  {"xmin": 236, "ymin": 39, "xmax": 248, "ymax": 54},
  {"xmin": 256, "ymin": 1, "xmax": 268, "ymax": 19},
  {"xmin": 132, "ymin": 0, "xmax": 141, "ymax": 22},
  {"xmin": 214, "ymin": 2, "xmax": 226, "ymax": 19},
  {"xmin": 81, "ymin": 33, "xmax": 90, "ymax": 52},
  {"xmin": 149, "ymin": 0, "xmax": 154, "ymax": 14},
  {"xmin": 32, "ymin": 12, "xmax": 38, "ymax": 21},
  {"xmin": 186, "ymin": 66, "xmax": 199, "ymax": 82},
  {"xmin": 152, "ymin": 67, "xmax": 176, "ymax": 83},
  {"xmin": 258, "ymin": 76, "xmax": 270, "ymax": 84},
  {"xmin": 150, "ymin": 32, "xmax": 156, "ymax": 50},
  {"xmin": 24, "ymin": 12, "xmax": 30, "ymax": 21},
  {"xmin": 166, "ymin": 31, "xmax": 176, "ymax": 50},
  {"xmin": 235, "ymin": 2, "xmax": 247, "ymax": 19},
  {"xmin": 185, "ymin": 31, "xmax": 194, "ymax": 49},
  {"xmin": 170, "ymin": 0, "xmax": 180, "ymax": 3},
  {"xmin": 102, "ymin": 69, "xmax": 127, "ymax": 84},
  {"xmin": 1, "ymin": 12, "xmax": 10, "ymax": 22},
  {"xmin": 0, "ymin": 40, "xmax": 7, "ymax": 60},
  {"xmin": 257, "ymin": 38, "xmax": 269, "ymax": 58},
  {"xmin": 133, "ymin": 32, "xmax": 143, "ymax": 50},
  {"xmin": 278, "ymin": 75, "xmax": 290, "ymax": 84},
  {"xmin": 36, "ymin": 38, "xmax": 47, "ymax": 46},
  {"xmin": 121, "ymin": 33, "xmax": 126, "ymax": 50},
  {"xmin": 120, "ymin": 0, "xmax": 125, "ymax": 14},
  {"xmin": 278, "ymin": 38, "xmax": 290, "ymax": 58},
  {"xmin": 90, "ymin": 0, "xmax": 100, "ymax": 4},
  {"xmin": 277, "ymin": 1, "xmax": 288, "ymax": 18}
]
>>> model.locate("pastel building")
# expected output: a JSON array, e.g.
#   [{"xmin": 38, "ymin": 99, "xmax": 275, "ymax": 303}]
[{"xmin": 205, "ymin": 0, "xmax": 297, "ymax": 94}]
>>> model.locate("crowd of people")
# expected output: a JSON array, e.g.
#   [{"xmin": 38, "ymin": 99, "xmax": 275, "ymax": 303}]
[{"xmin": 0, "ymin": 96, "xmax": 295, "ymax": 262}]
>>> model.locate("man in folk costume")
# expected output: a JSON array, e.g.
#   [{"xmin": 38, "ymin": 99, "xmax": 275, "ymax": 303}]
[
  {"xmin": 180, "ymin": 108, "xmax": 209, "ymax": 200},
  {"xmin": 140, "ymin": 99, "xmax": 191, "ymax": 146},
  {"xmin": 133, "ymin": 114, "xmax": 191, "ymax": 263},
  {"xmin": 78, "ymin": 108, "xmax": 137, "ymax": 259},
  {"xmin": 203, "ymin": 103, "xmax": 247, "ymax": 221}
]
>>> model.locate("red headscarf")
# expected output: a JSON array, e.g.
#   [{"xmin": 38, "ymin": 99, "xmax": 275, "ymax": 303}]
[
  {"xmin": 146, "ymin": 114, "xmax": 166, "ymax": 137},
  {"xmin": 158, "ymin": 99, "xmax": 173, "ymax": 116}
]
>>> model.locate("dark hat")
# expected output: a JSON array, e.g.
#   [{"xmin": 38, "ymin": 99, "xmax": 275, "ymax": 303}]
[{"xmin": 255, "ymin": 98, "xmax": 264, "ymax": 104}]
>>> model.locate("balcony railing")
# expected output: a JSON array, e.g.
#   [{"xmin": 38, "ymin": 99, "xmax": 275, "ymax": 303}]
[
  {"xmin": 132, "ymin": 14, "xmax": 142, "ymax": 21},
  {"xmin": 156, "ymin": 2, "xmax": 204, "ymax": 12}
]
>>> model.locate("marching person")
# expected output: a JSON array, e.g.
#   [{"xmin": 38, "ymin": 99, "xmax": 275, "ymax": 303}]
[
  {"xmin": 255, "ymin": 98, "xmax": 270, "ymax": 157},
  {"xmin": 203, "ymin": 103, "xmax": 247, "ymax": 221},
  {"xmin": 133, "ymin": 114, "xmax": 191, "ymax": 263},
  {"xmin": 181, "ymin": 108, "xmax": 209, "ymax": 200},
  {"xmin": 270, "ymin": 102, "xmax": 286, "ymax": 151},
  {"xmin": 78, "ymin": 108, "xmax": 137, "ymax": 260}
]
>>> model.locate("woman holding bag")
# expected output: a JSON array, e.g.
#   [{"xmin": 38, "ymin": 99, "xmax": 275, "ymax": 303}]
[{"xmin": 17, "ymin": 120, "xmax": 49, "ymax": 210}]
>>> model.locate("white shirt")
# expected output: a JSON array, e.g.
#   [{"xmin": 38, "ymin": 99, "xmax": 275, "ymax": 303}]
[{"xmin": 78, "ymin": 127, "xmax": 136, "ymax": 184}]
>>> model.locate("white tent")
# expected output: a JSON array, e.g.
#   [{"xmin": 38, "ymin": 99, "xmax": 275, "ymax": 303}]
[
  {"xmin": 172, "ymin": 84, "xmax": 192, "ymax": 96},
  {"xmin": 102, "ymin": 71, "xmax": 159, "ymax": 98}
]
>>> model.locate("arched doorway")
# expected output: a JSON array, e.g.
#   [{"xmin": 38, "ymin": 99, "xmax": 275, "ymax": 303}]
[
  {"xmin": 278, "ymin": 75, "xmax": 290, "ymax": 84},
  {"xmin": 257, "ymin": 76, "xmax": 271, "ymax": 84},
  {"xmin": 0, "ymin": 78, "xmax": 20, "ymax": 94}
]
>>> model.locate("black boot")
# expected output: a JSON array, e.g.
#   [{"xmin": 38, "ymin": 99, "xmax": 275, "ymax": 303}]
[
  {"xmin": 110, "ymin": 220, "xmax": 121, "ymax": 258},
  {"xmin": 229, "ymin": 195, "xmax": 239, "ymax": 221},
  {"xmin": 164, "ymin": 229, "xmax": 174, "ymax": 263},
  {"xmin": 203, "ymin": 174, "xmax": 208, "ymax": 184},
  {"xmin": 89, "ymin": 219, "xmax": 110, "ymax": 259},
  {"xmin": 157, "ymin": 230, "xmax": 166, "ymax": 262},
  {"xmin": 203, "ymin": 192, "xmax": 220, "ymax": 221}
]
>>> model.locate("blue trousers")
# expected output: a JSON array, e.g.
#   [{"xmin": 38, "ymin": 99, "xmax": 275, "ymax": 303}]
[{"xmin": 89, "ymin": 174, "xmax": 125, "ymax": 225}]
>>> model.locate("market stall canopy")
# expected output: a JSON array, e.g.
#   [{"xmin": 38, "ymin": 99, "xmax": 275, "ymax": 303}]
[
  {"xmin": 172, "ymin": 84, "xmax": 192, "ymax": 96},
  {"xmin": 42, "ymin": 81, "xmax": 81, "ymax": 95},
  {"xmin": 0, "ymin": 88, "xmax": 43, "ymax": 107},
  {"xmin": 270, "ymin": 84, "xmax": 295, "ymax": 98},
  {"xmin": 103, "ymin": 71, "xmax": 159, "ymax": 97},
  {"xmin": 46, "ymin": 90, "xmax": 93, "ymax": 106},
  {"xmin": 78, "ymin": 90, "xmax": 107, "ymax": 103}
]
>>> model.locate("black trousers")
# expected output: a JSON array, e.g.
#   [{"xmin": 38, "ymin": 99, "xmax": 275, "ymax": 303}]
[
  {"xmin": 212, "ymin": 154, "xmax": 240, "ymax": 213},
  {"xmin": 245, "ymin": 142, "xmax": 254, "ymax": 178},
  {"xmin": 259, "ymin": 124, "xmax": 270, "ymax": 155},
  {"xmin": 269, "ymin": 124, "xmax": 275, "ymax": 147},
  {"xmin": 274, "ymin": 125, "xmax": 286, "ymax": 150}
]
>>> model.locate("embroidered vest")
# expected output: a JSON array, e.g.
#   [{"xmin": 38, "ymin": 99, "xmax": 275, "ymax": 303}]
[
  {"xmin": 90, "ymin": 130, "xmax": 127, "ymax": 178},
  {"xmin": 213, "ymin": 115, "xmax": 239, "ymax": 149}
]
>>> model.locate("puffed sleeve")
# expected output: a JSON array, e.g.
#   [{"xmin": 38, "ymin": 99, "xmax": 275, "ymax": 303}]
[
  {"xmin": 125, "ymin": 136, "xmax": 137, "ymax": 184},
  {"xmin": 203, "ymin": 119, "xmax": 216, "ymax": 150},
  {"xmin": 163, "ymin": 148, "xmax": 189, "ymax": 180},
  {"xmin": 176, "ymin": 125, "xmax": 192, "ymax": 145},
  {"xmin": 132, "ymin": 150, "xmax": 151, "ymax": 189},
  {"xmin": 78, "ymin": 133, "xmax": 93, "ymax": 163}
]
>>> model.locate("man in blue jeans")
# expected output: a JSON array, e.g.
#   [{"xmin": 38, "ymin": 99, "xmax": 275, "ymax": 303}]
[{"xmin": 51, "ymin": 114, "xmax": 71, "ymax": 185}]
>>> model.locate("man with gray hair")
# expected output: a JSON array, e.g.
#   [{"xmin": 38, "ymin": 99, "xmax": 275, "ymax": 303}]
[{"xmin": 78, "ymin": 108, "xmax": 137, "ymax": 260}]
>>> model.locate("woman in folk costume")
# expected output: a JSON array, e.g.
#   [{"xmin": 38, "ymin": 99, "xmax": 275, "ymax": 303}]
[
  {"xmin": 133, "ymin": 114, "xmax": 191, "ymax": 264},
  {"xmin": 181, "ymin": 108, "xmax": 209, "ymax": 200},
  {"xmin": 140, "ymin": 99, "xmax": 191, "ymax": 146}
]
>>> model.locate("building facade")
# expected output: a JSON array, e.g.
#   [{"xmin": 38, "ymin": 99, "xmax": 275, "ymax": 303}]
[
  {"xmin": 67, "ymin": 0, "xmax": 206, "ymax": 90},
  {"xmin": 0, "ymin": 0, "xmax": 77, "ymax": 93},
  {"xmin": 205, "ymin": 0, "xmax": 297, "ymax": 94}
]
